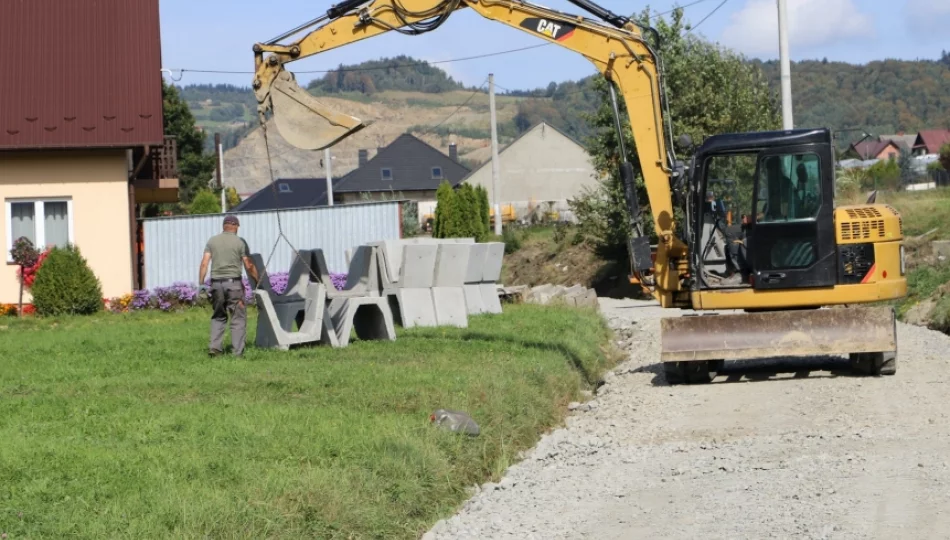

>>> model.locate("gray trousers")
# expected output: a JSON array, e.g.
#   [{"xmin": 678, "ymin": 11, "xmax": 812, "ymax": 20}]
[{"xmin": 209, "ymin": 278, "xmax": 246, "ymax": 355}]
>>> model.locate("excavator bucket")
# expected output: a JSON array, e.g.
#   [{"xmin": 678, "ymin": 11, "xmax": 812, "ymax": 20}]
[
  {"xmin": 269, "ymin": 70, "xmax": 368, "ymax": 150},
  {"xmin": 660, "ymin": 306, "xmax": 897, "ymax": 363}
]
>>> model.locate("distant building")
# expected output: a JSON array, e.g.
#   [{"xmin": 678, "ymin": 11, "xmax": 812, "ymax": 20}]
[
  {"xmin": 0, "ymin": 0, "xmax": 178, "ymax": 301},
  {"xmin": 912, "ymin": 130, "xmax": 950, "ymax": 156},
  {"xmin": 232, "ymin": 177, "xmax": 340, "ymax": 212},
  {"xmin": 846, "ymin": 139, "xmax": 902, "ymax": 161},
  {"xmin": 877, "ymin": 133, "xmax": 916, "ymax": 153},
  {"xmin": 332, "ymin": 134, "xmax": 469, "ymax": 220},
  {"xmin": 461, "ymin": 122, "xmax": 601, "ymax": 222}
]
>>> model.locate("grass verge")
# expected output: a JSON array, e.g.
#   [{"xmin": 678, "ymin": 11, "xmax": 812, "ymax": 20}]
[
  {"xmin": 880, "ymin": 187, "xmax": 950, "ymax": 240},
  {"xmin": 0, "ymin": 304, "xmax": 615, "ymax": 539}
]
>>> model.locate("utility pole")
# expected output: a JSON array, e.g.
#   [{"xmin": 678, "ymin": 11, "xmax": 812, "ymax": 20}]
[
  {"xmin": 215, "ymin": 133, "xmax": 226, "ymax": 211},
  {"xmin": 489, "ymin": 73, "xmax": 502, "ymax": 235},
  {"xmin": 777, "ymin": 0, "xmax": 793, "ymax": 130},
  {"xmin": 325, "ymin": 148, "xmax": 334, "ymax": 206}
]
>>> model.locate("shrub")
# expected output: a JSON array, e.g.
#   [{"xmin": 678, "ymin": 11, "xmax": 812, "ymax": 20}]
[
  {"xmin": 30, "ymin": 245, "xmax": 104, "ymax": 316},
  {"xmin": 502, "ymin": 225, "xmax": 522, "ymax": 254},
  {"xmin": 189, "ymin": 189, "xmax": 221, "ymax": 215}
]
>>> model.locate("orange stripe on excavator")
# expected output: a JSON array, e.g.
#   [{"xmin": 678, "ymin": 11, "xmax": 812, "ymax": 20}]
[{"xmin": 861, "ymin": 264, "xmax": 876, "ymax": 284}]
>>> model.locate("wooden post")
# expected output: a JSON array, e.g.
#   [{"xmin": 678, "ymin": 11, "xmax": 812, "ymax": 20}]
[{"xmin": 17, "ymin": 273, "xmax": 23, "ymax": 317}]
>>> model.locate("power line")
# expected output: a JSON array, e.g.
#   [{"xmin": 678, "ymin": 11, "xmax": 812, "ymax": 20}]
[
  {"xmin": 164, "ymin": 43, "xmax": 553, "ymax": 79},
  {"xmin": 688, "ymin": 0, "xmax": 729, "ymax": 31},
  {"xmin": 417, "ymin": 79, "xmax": 490, "ymax": 134},
  {"xmin": 648, "ymin": 0, "xmax": 718, "ymax": 20}
]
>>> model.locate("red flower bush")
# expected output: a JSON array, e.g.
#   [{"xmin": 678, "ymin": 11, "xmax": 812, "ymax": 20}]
[{"xmin": 17, "ymin": 248, "xmax": 50, "ymax": 289}]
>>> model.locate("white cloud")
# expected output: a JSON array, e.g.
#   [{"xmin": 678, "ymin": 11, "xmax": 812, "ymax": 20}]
[
  {"xmin": 904, "ymin": 0, "xmax": 950, "ymax": 41},
  {"xmin": 718, "ymin": 0, "xmax": 875, "ymax": 57}
]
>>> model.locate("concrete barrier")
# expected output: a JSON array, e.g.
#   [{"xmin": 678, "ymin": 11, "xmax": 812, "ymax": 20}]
[
  {"xmin": 254, "ymin": 283, "xmax": 337, "ymax": 350},
  {"xmin": 480, "ymin": 242, "xmax": 505, "ymax": 314},
  {"xmin": 431, "ymin": 243, "xmax": 472, "ymax": 327},
  {"xmin": 390, "ymin": 243, "xmax": 439, "ymax": 328},
  {"xmin": 327, "ymin": 295, "xmax": 397, "ymax": 347},
  {"xmin": 250, "ymin": 251, "xmax": 313, "ymax": 333},
  {"xmin": 463, "ymin": 243, "xmax": 488, "ymax": 315}
]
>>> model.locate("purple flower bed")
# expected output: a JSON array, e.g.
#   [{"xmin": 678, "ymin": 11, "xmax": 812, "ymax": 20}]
[{"xmin": 115, "ymin": 271, "xmax": 348, "ymax": 313}]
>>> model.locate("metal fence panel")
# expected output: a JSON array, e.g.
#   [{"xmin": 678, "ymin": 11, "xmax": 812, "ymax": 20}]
[{"xmin": 142, "ymin": 202, "xmax": 401, "ymax": 289}]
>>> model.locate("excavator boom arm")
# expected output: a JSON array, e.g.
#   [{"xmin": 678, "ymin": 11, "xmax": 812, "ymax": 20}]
[{"xmin": 253, "ymin": 0, "xmax": 688, "ymax": 304}]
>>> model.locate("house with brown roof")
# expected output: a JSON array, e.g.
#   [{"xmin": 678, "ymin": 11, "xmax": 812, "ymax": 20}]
[
  {"xmin": 0, "ymin": 0, "xmax": 178, "ymax": 303},
  {"xmin": 912, "ymin": 130, "xmax": 950, "ymax": 156},
  {"xmin": 846, "ymin": 139, "xmax": 902, "ymax": 161}
]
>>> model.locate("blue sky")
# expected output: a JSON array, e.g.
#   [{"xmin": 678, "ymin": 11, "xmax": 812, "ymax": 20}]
[{"xmin": 159, "ymin": 0, "xmax": 950, "ymax": 90}]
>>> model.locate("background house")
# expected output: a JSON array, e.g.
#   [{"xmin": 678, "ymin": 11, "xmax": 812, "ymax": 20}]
[
  {"xmin": 332, "ymin": 134, "xmax": 469, "ymax": 221},
  {"xmin": 0, "ymin": 0, "xmax": 177, "ymax": 303},
  {"xmin": 461, "ymin": 122, "xmax": 601, "ymax": 222},
  {"xmin": 912, "ymin": 130, "xmax": 950, "ymax": 156},
  {"xmin": 232, "ymin": 177, "xmax": 340, "ymax": 212},
  {"xmin": 846, "ymin": 139, "xmax": 902, "ymax": 161}
]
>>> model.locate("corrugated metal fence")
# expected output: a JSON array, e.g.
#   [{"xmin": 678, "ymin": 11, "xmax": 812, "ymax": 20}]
[{"xmin": 142, "ymin": 202, "xmax": 402, "ymax": 289}]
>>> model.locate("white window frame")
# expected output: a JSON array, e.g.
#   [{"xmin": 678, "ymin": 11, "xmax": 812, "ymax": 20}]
[
  {"xmin": 5, "ymin": 197, "xmax": 74, "ymax": 263},
  {"xmin": 381, "ymin": 168, "xmax": 393, "ymax": 181},
  {"xmin": 431, "ymin": 166, "xmax": 443, "ymax": 180}
]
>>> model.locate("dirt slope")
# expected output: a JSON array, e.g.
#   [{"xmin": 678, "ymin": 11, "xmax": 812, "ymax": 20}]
[
  {"xmin": 424, "ymin": 298, "xmax": 950, "ymax": 539},
  {"xmin": 222, "ymin": 90, "xmax": 521, "ymax": 196}
]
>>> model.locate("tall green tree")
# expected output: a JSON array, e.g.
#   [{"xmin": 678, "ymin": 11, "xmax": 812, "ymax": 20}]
[
  {"xmin": 568, "ymin": 7, "xmax": 781, "ymax": 260},
  {"xmin": 433, "ymin": 181, "xmax": 457, "ymax": 238},
  {"xmin": 162, "ymin": 80, "xmax": 217, "ymax": 206}
]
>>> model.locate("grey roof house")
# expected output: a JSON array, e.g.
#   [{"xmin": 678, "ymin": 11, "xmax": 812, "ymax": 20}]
[
  {"xmin": 232, "ymin": 177, "xmax": 341, "ymax": 212},
  {"xmin": 333, "ymin": 133, "xmax": 470, "ymax": 200}
]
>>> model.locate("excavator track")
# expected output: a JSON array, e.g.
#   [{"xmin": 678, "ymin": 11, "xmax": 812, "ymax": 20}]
[{"xmin": 659, "ymin": 305, "xmax": 898, "ymax": 384}]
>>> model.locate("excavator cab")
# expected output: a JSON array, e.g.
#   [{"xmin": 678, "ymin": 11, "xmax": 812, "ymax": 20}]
[{"xmin": 690, "ymin": 128, "xmax": 839, "ymax": 292}]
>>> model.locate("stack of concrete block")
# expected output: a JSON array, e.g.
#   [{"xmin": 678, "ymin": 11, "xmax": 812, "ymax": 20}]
[
  {"xmin": 524, "ymin": 284, "xmax": 599, "ymax": 309},
  {"xmin": 362, "ymin": 238, "xmax": 506, "ymax": 328}
]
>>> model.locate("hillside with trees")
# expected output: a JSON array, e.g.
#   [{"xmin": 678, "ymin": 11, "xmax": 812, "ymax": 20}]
[
  {"xmin": 307, "ymin": 55, "xmax": 469, "ymax": 94},
  {"xmin": 753, "ymin": 53, "xmax": 950, "ymax": 145}
]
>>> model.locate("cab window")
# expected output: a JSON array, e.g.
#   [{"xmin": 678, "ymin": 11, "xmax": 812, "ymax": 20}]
[{"xmin": 756, "ymin": 153, "xmax": 821, "ymax": 222}]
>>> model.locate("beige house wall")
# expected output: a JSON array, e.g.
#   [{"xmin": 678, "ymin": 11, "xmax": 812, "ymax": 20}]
[
  {"xmin": 0, "ymin": 151, "xmax": 132, "ymax": 304},
  {"xmin": 462, "ymin": 123, "xmax": 601, "ymax": 218}
]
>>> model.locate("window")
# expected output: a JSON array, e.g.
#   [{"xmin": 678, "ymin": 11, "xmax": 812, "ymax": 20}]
[
  {"xmin": 381, "ymin": 168, "xmax": 393, "ymax": 181},
  {"xmin": 5, "ymin": 198, "xmax": 73, "ymax": 262},
  {"xmin": 431, "ymin": 167, "xmax": 443, "ymax": 180},
  {"xmin": 279, "ymin": 183, "xmax": 291, "ymax": 193},
  {"xmin": 756, "ymin": 153, "xmax": 821, "ymax": 223}
]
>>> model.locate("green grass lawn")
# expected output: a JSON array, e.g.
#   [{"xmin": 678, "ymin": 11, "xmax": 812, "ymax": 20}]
[
  {"xmin": 880, "ymin": 187, "xmax": 950, "ymax": 239},
  {"xmin": 0, "ymin": 304, "xmax": 615, "ymax": 539}
]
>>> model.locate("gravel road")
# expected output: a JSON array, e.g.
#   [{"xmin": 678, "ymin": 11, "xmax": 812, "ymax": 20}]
[{"xmin": 424, "ymin": 298, "xmax": 950, "ymax": 540}]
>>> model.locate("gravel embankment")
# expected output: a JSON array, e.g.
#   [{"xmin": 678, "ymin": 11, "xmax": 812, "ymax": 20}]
[{"xmin": 424, "ymin": 298, "xmax": 950, "ymax": 540}]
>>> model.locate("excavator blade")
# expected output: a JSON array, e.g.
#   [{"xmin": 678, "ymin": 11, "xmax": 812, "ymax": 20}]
[
  {"xmin": 660, "ymin": 306, "xmax": 897, "ymax": 362},
  {"xmin": 269, "ymin": 70, "xmax": 368, "ymax": 150}
]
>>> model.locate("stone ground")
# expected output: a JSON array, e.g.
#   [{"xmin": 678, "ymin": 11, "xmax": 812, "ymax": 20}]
[{"xmin": 423, "ymin": 298, "xmax": 950, "ymax": 540}]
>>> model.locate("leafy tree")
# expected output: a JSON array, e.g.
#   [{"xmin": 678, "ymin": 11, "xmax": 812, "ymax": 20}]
[
  {"xmin": 433, "ymin": 181, "xmax": 457, "ymax": 238},
  {"xmin": 866, "ymin": 158, "xmax": 901, "ymax": 191},
  {"xmin": 189, "ymin": 189, "xmax": 222, "ymax": 215},
  {"xmin": 475, "ymin": 185, "xmax": 490, "ymax": 240},
  {"xmin": 569, "ymin": 7, "xmax": 780, "ymax": 260},
  {"xmin": 940, "ymin": 143, "xmax": 950, "ymax": 173},
  {"xmin": 162, "ymin": 80, "xmax": 217, "ymax": 205},
  {"xmin": 31, "ymin": 245, "xmax": 103, "ymax": 316},
  {"xmin": 224, "ymin": 187, "xmax": 241, "ymax": 211}
]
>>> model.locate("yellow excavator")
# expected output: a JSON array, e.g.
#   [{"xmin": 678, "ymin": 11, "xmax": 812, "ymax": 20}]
[{"xmin": 249, "ymin": 0, "xmax": 907, "ymax": 384}]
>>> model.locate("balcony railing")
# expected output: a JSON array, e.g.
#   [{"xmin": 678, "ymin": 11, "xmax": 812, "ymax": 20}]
[
  {"xmin": 152, "ymin": 136, "xmax": 178, "ymax": 180},
  {"xmin": 134, "ymin": 135, "xmax": 180, "ymax": 203}
]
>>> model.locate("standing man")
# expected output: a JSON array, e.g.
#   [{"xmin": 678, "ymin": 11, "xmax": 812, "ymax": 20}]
[{"xmin": 199, "ymin": 215, "xmax": 259, "ymax": 357}]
